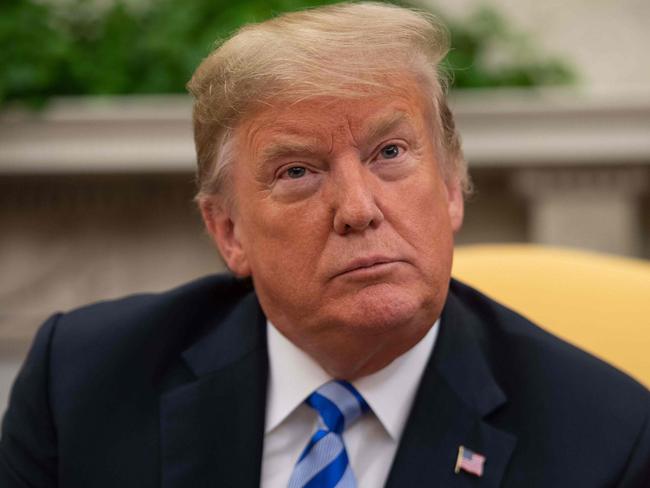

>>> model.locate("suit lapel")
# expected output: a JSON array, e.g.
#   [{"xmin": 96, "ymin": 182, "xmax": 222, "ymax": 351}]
[
  {"xmin": 160, "ymin": 292, "xmax": 268, "ymax": 488},
  {"xmin": 386, "ymin": 285, "xmax": 517, "ymax": 487}
]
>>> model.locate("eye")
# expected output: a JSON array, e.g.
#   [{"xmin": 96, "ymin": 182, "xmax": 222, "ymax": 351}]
[
  {"xmin": 379, "ymin": 144, "xmax": 400, "ymax": 159},
  {"xmin": 284, "ymin": 166, "xmax": 307, "ymax": 179}
]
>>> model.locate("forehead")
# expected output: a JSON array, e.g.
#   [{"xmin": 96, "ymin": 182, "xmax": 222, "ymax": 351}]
[{"xmin": 235, "ymin": 82, "xmax": 433, "ymax": 153}]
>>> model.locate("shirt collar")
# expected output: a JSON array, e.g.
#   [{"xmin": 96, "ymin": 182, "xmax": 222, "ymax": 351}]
[{"xmin": 265, "ymin": 319, "xmax": 439, "ymax": 440}]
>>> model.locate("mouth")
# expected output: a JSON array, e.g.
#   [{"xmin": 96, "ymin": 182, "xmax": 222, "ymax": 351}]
[{"xmin": 332, "ymin": 256, "xmax": 405, "ymax": 280}]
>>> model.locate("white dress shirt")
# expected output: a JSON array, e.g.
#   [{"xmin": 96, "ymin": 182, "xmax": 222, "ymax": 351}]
[{"xmin": 261, "ymin": 319, "xmax": 439, "ymax": 488}]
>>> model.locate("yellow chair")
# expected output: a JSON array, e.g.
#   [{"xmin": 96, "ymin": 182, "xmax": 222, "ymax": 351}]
[{"xmin": 452, "ymin": 244, "xmax": 650, "ymax": 388}]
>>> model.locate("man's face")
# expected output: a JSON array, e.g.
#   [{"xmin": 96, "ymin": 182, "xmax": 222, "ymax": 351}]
[{"xmin": 203, "ymin": 80, "xmax": 463, "ymax": 374}]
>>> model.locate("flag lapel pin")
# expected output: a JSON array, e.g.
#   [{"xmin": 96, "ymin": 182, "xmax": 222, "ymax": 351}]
[{"xmin": 454, "ymin": 445, "xmax": 486, "ymax": 477}]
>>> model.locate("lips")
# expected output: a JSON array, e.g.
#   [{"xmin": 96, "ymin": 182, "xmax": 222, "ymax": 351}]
[{"xmin": 332, "ymin": 255, "xmax": 404, "ymax": 279}]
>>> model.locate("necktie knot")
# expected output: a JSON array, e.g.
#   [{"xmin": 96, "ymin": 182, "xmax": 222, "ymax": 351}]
[{"xmin": 306, "ymin": 380, "xmax": 369, "ymax": 434}]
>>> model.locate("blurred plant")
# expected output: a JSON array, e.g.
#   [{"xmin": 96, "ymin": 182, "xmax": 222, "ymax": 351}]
[
  {"xmin": 0, "ymin": 0, "xmax": 71, "ymax": 106},
  {"xmin": 440, "ymin": 5, "xmax": 575, "ymax": 88},
  {"xmin": 0, "ymin": 0, "xmax": 575, "ymax": 107}
]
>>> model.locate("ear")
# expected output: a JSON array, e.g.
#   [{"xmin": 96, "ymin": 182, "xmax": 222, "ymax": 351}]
[
  {"xmin": 199, "ymin": 197, "xmax": 251, "ymax": 277},
  {"xmin": 446, "ymin": 178, "xmax": 465, "ymax": 233}
]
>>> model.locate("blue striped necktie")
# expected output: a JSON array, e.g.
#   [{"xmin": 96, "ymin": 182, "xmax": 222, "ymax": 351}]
[{"xmin": 288, "ymin": 380, "xmax": 369, "ymax": 488}]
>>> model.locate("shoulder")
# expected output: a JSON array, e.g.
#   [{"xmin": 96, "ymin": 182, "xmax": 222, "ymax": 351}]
[
  {"xmin": 448, "ymin": 278, "xmax": 649, "ymax": 405},
  {"xmin": 37, "ymin": 274, "xmax": 255, "ymax": 401},
  {"xmin": 447, "ymin": 279, "xmax": 650, "ymax": 483},
  {"xmin": 49, "ymin": 274, "xmax": 253, "ymax": 352}
]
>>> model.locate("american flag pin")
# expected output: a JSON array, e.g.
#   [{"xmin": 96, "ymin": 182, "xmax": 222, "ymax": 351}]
[{"xmin": 454, "ymin": 445, "xmax": 486, "ymax": 477}]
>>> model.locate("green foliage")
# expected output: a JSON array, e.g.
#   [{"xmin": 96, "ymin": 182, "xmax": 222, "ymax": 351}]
[
  {"xmin": 0, "ymin": 0, "xmax": 575, "ymax": 106},
  {"xmin": 441, "ymin": 6, "xmax": 574, "ymax": 88},
  {"xmin": 0, "ymin": 0, "xmax": 70, "ymax": 106}
]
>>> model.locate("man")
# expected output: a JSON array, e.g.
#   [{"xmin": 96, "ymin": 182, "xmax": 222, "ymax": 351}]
[{"xmin": 1, "ymin": 2, "xmax": 649, "ymax": 487}]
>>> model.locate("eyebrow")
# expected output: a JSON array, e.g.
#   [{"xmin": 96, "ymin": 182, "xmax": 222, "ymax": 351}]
[
  {"xmin": 256, "ymin": 111, "xmax": 416, "ymax": 163},
  {"xmin": 258, "ymin": 139, "xmax": 322, "ymax": 164},
  {"xmin": 362, "ymin": 111, "xmax": 415, "ymax": 143}
]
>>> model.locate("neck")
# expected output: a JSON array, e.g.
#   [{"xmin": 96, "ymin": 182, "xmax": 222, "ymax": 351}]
[{"xmin": 277, "ymin": 316, "xmax": 434, "ymax": 380}]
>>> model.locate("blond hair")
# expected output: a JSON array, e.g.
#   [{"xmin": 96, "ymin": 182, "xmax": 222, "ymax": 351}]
[{"xmin": 187, "ymin": 1, "xmax": 469, "ymax": 202}]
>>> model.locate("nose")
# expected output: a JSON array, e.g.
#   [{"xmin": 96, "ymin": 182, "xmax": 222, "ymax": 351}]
[{"xmin": 331, "ymin": 163, "xmax": 384, "ymax": 235}]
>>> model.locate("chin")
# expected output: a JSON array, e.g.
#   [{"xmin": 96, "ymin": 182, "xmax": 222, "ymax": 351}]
[{"xmin": 329, "ymin": 282, "xmax": 436, "ymax": 333}]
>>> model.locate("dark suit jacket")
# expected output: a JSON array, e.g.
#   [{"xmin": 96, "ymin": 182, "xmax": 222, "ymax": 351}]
[{"xmin": 1, "ymin": 275, "xmax": 649, "ymax": 487}]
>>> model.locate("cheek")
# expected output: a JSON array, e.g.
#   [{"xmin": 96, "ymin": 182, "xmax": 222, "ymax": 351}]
[
  {"xmin": 386, "ymin": 175, "xmax": 455, "ymax": 275},
  {"xmin": 391, "ymin": 172, "xmax": 453, "ymax": 235},
  {"xmin": 237, "ymin": 197, "xmax": 330, "ymax": 277}
]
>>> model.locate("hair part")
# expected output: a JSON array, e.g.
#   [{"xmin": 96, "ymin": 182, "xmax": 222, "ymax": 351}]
[{"xmin": 187, "ymin": 1, "xmax": 470, "ymax": 207}]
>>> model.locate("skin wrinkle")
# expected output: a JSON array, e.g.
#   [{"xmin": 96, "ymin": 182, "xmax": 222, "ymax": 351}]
[{"xmin": 254, "ymin": 111, "xmax": 422, "ymax": 186}]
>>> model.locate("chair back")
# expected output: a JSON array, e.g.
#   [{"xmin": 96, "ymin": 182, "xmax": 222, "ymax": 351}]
[{"xmin": 453, "ymin": 244, "xmax": 650, "ymax": 388}]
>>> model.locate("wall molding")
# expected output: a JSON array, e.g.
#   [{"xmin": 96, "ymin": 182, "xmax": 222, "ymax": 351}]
[{"xmin": 2, "ymin": 88, "xmax": 650, "ymax": 173}]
